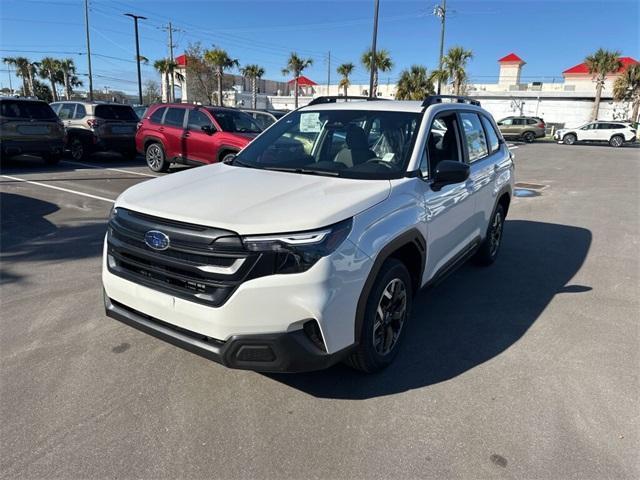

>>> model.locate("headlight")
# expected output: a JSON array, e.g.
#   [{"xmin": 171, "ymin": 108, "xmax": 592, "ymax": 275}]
[{"xmin": 242, "ymin": 218, "xmax": 352, "ymax": 274}]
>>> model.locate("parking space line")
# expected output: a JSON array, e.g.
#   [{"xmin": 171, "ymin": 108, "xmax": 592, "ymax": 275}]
[
  {"xmin": 61, "ymin": 160, "xmax": 159, "ymax": 178},
  {"xmin": 1, "ymin": 174, "xmax": 115, "ymax": 203}
]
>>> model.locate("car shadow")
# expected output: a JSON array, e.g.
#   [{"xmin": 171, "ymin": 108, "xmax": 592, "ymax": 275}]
[
  {"xmin": 265, "ymin": 220, "xmax": 592, "ymax": 399},
  {"xmin": 0, "ymin": 193, "xmax": 106, "ymax": 283}
]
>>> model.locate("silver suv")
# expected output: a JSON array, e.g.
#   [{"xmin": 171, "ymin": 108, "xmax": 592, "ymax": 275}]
[{"xmin": 50, "ymin": 101, "xmax": 138, "ymax": 160}]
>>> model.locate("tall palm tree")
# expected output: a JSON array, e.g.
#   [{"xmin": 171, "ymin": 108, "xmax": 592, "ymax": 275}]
[
  {"xmin": 39, "ymin": 57, "xmax": 60, "ymax": 102},
  {"xmin": 282, "ymin": 52, "xmax": 313, "ymax": 108},
  {"xmin": 3, "ymin": 57, "xmax": 31, "ymax": 95},
  {"xmin": 395, "ymin": 65, "xmax": 435, "ymax": 100},
  {"xmin": 585, "ymin": 48, "xmax": 623, "ymax": 120},
  {"xmin": 240, "ymin": 64, "xmax": 265, "ymax": 109},
  {"xmin": 58, "ymin": 58, "xmax": 82, "ymax": 100},
  {"xmin": 204, "ymin": 48, "xmax": 239, "ymax": 106},
  {"xmin": 336, "ymin": 62, "xmax": 354, "ymax": 97},
  {"xmin": 441, "ymin": 46, "xmax": 473, "ymax": 96},
  {"xmin": 153, "ymin": 59, "xmax": 183, "ymax": 102},
  {"xmin": 614, "ymin": 64, "xmax": 640, "ymax": 122},
  {"xmin": 27, "ymin": 61, "xmax": 39, "ymax": 97},
  {"xmin": 361, "ymin": 49, "xmax": 393, "ymax": 97}
]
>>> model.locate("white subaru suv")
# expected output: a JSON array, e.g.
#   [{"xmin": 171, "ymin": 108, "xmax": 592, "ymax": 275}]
[
  {"xmin": 555, "ymin": 120, "xmax": 637, "ymax": 147},
  {"xmin": 102, "ymin": 95, "xmax": 514, "ymax": 373}
]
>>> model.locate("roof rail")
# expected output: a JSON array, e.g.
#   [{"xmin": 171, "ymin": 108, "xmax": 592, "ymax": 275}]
[
  {"xmin": 422, "ymin": 95, "xmax": 480, "ymax": 107},
  {"xmin": 307, "ymin": 95, "xmax": 389, "ymax": 106}
]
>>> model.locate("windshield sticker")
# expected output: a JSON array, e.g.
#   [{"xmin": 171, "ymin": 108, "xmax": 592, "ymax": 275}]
[
  {"xmin": 382, "ymin": 153, "xmax": 396, "ymax": 162},
  {"xmin": 300, "ymin": 112, "xmax": 322, "ymax": 133}
]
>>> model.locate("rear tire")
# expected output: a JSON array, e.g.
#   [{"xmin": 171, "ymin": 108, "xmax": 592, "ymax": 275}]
[
  {"xmin": 609, "ymin": 135, "xmax": 624, "ymax": 148},
  {"xmin": 522, "ymin": 131, "xmax": 535, "ymax": 143},
  {"xmin": 475, "ymin": 204, "xmax": 505, "ymax": 266},
  {"xmin": 145, "ymin": 142, "xmax": 169, "ymax": 172},
  {"xmin": 68, "ymin": 137, "xmax": 89, "ymax": 160},
  {"xmin": 122, "ymin": 149, "xmax": 138, "ymax": 160},
  {"xmin": 563, "ymin": 133, "xmax": 577, "ymax": 145},
  {"xmin": 221, "ymin": 152, "xmax": 237, "ymax": 164},
  {"xmin": 345, "ymin": 258, "xmax": 412, "ymax": 373}
]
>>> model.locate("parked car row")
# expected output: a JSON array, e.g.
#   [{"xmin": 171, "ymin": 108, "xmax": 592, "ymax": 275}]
[{"xmin": 0, "ymin": 95, "xmax": 288, "ymax": 169}]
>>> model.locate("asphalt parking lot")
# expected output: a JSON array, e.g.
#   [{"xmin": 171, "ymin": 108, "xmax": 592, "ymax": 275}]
[{"xmin": 1, "ymin": 142, "xmax": 638, "ymax": 479}]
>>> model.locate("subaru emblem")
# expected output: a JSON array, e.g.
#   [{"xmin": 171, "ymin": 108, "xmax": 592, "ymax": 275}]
[{"xmin": 144, "ymin": 230, "xmax": 170, "ymax": 251}]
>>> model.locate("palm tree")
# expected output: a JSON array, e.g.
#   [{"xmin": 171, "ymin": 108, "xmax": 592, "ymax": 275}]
[
  {"xmin": 336, "ymin": 62, "xmax": 354, "ymax": 97},
  {"xmin": 204, "ymin": 48, "xmax": 239, "ymax": 106},
  {"xmin": 58, "ymin": 58, "xmax": 82, "ymax": 100},
  {"xmin": 282, "ymin": 52, "xmax": 313, "ymax": 108},
  {"xmin": 613, "ymin": 64, "xmax": 640, "ymax": 122},
  {"xmin": 429, "ymin": 69, "xmax": 449, "ymax": 93},
  {"xmin": 153, "ymin": 59, "xmax": 183, "ymax": 102},
  {"xmin": 395, "ymin": 65, "xmax": 435, "ymax": 100},
  {"xmin": 585, "ymin": 48, "xmax": 623, "ymax": 120},
  {"xmin": 361, "ymin": 49, "xmax": 393, "ymax": 97},
  {"xmin": 3, "ymin": 57, "xmax": 31, "ymax": 95},
  {"xmin": 240, "ymin": 64, "xmax": 265, "ymax": 109},
  {"xmin": 39, "ymin": 57, "xmax": 60, "ymax": 102},
  {"xmin": 441, "ymin": 46, "xmax": 473, "ymax": 95}
]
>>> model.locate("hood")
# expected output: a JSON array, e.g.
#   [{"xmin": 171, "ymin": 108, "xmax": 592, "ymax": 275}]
[{"xmin": 116, "ymin": 163, "xmax": 390, "ymax": 235}]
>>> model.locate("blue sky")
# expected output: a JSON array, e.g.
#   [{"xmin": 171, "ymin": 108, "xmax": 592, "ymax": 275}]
[{"xmin": 1, "ymin": 0, "xmax": 639, "ymax": 94}]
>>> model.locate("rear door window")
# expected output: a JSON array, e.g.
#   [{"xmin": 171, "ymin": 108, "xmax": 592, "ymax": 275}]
[
  {"xmin": 481, "ymin": 115, "xmax": 500, "ymax": 154},
  {"xmin": 459, "ymin": 112, "xmax": 489, "ymax": 163},
  {"xmin": 57, "ymin": 103, "xmax": 76, "ymax": 120},
  {"xmin": 94, "ymin": 105, "xmax": 138, "ymax": 121},
  {"xmin": 149, "ymin": 107, "xmax": 166, "ymax": 124},
  {"xmin": 163, "ymin": 108, "xmax": 185, "ymax": 128}
]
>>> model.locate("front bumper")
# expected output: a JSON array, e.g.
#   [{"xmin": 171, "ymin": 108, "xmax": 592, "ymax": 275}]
[{"xmin": 104, "ymin": 292, "xmax": 351, "ymax": 372}]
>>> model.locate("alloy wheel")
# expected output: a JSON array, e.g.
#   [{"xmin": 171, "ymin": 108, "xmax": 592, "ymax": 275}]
[
  {"xmin": 490, "ymin": 211, "xmax": 503, "ymax": 257},
  {"xmin": 372, "ymin": 278, "xmax": 407, "ymax": 356},
  {"xmin": 146, "ymin": 144, "xmax": 162, "ymax": 170},
  {"xmin": 71, "ymin": 140, "xmax": 84, "ymax": 160},
  {"xmin": 611, "ymin": 136, "xmax": 623, "ymax": 147}
]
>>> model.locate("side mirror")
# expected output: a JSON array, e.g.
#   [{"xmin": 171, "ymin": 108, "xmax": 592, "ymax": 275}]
[
  {"xmin": 201, "ymin": 125, "xmax": 215, "ymax": 135},
  {"xmin": 431, "ymin": 160, "xmax": 470, "ymax": 191}
]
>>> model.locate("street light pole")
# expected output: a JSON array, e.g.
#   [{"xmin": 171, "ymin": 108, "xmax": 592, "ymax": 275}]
[
  {"xmin": 368, "ymin": 0, "xmax": 379, "ymax": 99},
  {"xmin": 435, "ymin": 0, "xmax": 447, "ymax": 94},
  {"xmin": 125, "ymin": 13, "xmax": 147, "ymax": 105}
]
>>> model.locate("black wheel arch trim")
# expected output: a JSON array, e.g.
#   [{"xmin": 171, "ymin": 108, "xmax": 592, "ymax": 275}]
[
  {"xmin": 353, "ymin": 228, "xmax": 426, "ymax": 345},
  {"xmin": 217, "ymin": 145, "xmax": 240, "ymax": 161}
]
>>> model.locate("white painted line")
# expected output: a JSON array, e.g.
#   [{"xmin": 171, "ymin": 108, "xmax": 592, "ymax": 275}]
[
  {"xmin": 61, "ymin": 160, "xmax": 159, "ymax": 178},
  {"xmin": 508, "ymin": 144, "xmax": 519, "ymax": 150},
  {"xmin": 1, "ymin": 174, "xmax": 115, "ymax": 203}
]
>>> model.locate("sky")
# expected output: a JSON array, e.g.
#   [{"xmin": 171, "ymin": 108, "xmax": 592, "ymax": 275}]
[{"xmin": 1, "ymin": 0, "xmax": 639, "ymax": 95}]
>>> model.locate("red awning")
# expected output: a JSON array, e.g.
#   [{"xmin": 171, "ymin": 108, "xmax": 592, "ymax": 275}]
[{"xmin": 288, "ymin": 75, "xmax": 317, "ymax": 86}]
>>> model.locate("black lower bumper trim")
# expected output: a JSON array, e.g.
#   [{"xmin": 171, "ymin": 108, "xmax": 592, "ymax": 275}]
[{"xmin": 104, "ymin": 293, "xmax": 351, "ymax": 372}]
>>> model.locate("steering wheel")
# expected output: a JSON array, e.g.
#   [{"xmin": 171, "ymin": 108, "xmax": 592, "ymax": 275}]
[{"xmin": 365, "ymin": 158, "xmax": 394, "ymax": 169}]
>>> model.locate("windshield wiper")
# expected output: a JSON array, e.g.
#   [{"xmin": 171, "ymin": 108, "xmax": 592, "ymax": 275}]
[{"xmin": 262, "ymin": 166, "xmax": 340, "ymax": 177}]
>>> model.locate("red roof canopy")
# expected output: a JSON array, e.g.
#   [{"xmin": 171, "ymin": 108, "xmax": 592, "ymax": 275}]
[
  {"xmin": 498, "ymin": 53, "xmax": 525, "ymax": 63},
  {"xmin": 563, "ymin": 56, "xmax": 639, "ymax": 75},
  {"xmin": 288, "ymin": 75, "xmax": 317, "ymax": 86},
  {"xmin": 175, "ymin": 54, "xmax": 187, "ymax": 67}
]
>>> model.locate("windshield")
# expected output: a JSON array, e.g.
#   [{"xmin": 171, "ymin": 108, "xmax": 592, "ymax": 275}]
[
  {"xmin": 0, "ymin": 100, "xmax": 57, "ymax": 120},
  {"xmin": 233, "ymin": 109, "xmax": 421, "ymax": 179},
  {"xmin": 210, "ymin": 109, "xmax": 262, "ymax": 133},
  {"xmin": 95, "ymin": 105, "xmax": 138, "ymax": 121}
]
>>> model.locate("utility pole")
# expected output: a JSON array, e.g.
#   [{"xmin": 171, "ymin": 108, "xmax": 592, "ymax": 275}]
[
  {"xmin": 162, "ymin": 23, "xmax": 179, "ymax": 102},
  {"xmin": 326, "ymin": 51, "xmax": 331, "ymax": 95},
  {"xmin": 125, "ymin": 13, "xmax": 147, "ymax": 105},
  {"xmin": 84, "ymin": 0, "xmax": 93, "ymax": 101},
  {"xmin": 434, "ymin": 0, "xmax": 447, "ymax": 94},
  {"xmin": 368, "ymin": 0, "xmax": 379, "ymax": 99},
  {"xmin": 7, "ymin": 63, "xmax": 12, "ymax": 94}
]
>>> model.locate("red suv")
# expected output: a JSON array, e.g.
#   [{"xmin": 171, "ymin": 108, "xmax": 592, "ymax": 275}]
[{"xmin": 136, "ymin": 104, "xmax": 262, "ymax": 172}]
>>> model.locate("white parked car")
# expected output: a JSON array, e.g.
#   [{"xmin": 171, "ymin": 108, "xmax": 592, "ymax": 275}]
[
  {"xmin": 555, "ymin": 121, "xmax": 637, "ymax": 147},
  {"xmin": 102, "ymin": 95, "xmax": 514, "ymax": 373}
]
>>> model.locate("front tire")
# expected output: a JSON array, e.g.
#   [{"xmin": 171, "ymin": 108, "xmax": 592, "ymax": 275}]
[
  {"xmin": 563, "ymin": 133, "xmax": 577, "ymax": 145},
  {"xmin": 69, "ymin": 137, "xmax": 89, "ymax": 160},
  {"xmin": 609, "ymin": 135, "xmax": 624, "ymax": 148},
  {"xmin": 43, "ymin": 153, "xmax": 61, "ymax": 165},
  {"xmin": 475, "ymin": 204, "xmax": 505, "ymax": 266},
  {"xmin": 522, "ymin": 131, "xmax": 535, "ymax": 143},
  {"xmin": 145, "ymin": 142, "xmax": 169, "ymax": 172},
  {"xmin": 346, "ymin": 258, "xmax": 412, "ymax": 373}
]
